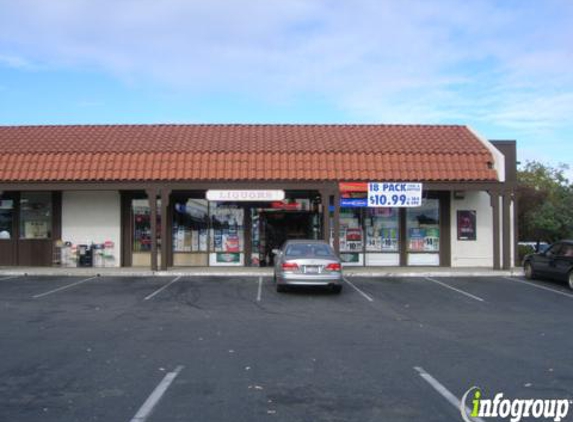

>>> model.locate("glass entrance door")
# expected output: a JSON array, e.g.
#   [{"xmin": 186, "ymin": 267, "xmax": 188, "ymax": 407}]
[
  {"xmin": 252, "ymin": 209, "xmax": 320, "ymax": 267},
  {"xmin": 131, "ymin": 198, "xmax": 161, "ymax": 267}
]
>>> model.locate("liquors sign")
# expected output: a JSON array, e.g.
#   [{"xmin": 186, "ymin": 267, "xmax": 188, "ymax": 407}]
[{"xmin": 206, "ymin": 190, "xmax": 285, "ymax": 202}]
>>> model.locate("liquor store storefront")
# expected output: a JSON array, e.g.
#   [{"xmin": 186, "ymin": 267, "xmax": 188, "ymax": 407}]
[
  {"xmin": 0, "ymin": 124, "xmax": 517, "ymax": 271},
  {"xmin": 121, "ymin": 182, "xmax": 454, "ymax": 270},
  {"xmin": 125, "ymin": 188, "xmax": 325, "ymax": 268}
]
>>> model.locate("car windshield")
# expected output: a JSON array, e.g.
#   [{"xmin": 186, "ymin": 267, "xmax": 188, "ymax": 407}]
[{"xmin": 284, "ymin": 243, "xmax": 334, "ymax": 258}]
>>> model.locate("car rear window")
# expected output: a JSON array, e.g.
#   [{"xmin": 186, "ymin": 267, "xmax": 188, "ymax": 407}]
[{"xmin": 285, "ymin": 243, "xmax": 335, "ymax": 258}]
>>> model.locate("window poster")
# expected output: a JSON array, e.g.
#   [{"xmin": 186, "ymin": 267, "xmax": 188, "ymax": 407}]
[
  {"xmin": 340, "ymin": 253, "xmax": 360, "ymax": 263},
  {"xmin": 408, "ymin": 228, "xmax": 426, "ymax": 251},
  {"xmin": 457, "ymin": 210, "xmax": 477, "ymax": 241},
  {"xmin": 408, "ymin": 228, "xmax": 440, "ymax": 252},
  {"xmin": 365, "ymin": 208, "xmax": 399, "ymax": 252},
  {"xmin": 24, "ymin": 221, "xmax": 49, "ymax": 239},
  {"xmin": 210, "ymin": 205, "xmax": 244, "ymax": 253}
]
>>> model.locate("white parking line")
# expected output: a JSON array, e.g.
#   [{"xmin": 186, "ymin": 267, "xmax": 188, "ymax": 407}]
[
  {"xmin": 144, "ymin": 276, "xmax": 182, "ymax": 301},
  {"xmin": 414, "ymin": 366, "xmax": 485, "ymax": 422},
  {"xmin": 343, "ymin": 277, "xmax": 374, "ymax": 302},
  {"xmin": 129, "ymin": 365, "xmax": 184, "ymax": 422},
  {"xmin": 0, "ymin": 275, "xmax": 19, "ymax": 281},
  {"xmin": 425, "ymin": 277, "xmax": 485, "ymax": 303},
  {"xmin": 503, "ymin": 277, "xmax": 573, "ymax": 299},
  {"xmin": 257, "ymin": 276, "xmax": 263, "ymax": 302},
  {"xmin": 33, "ymin": 276, "xmax": 99, "ymax": 299}
]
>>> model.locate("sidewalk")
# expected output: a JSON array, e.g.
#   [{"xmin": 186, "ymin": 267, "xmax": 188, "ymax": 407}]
[{"xmin": 0, "ymin": 266, "xmax": 524, "ymax": 278}]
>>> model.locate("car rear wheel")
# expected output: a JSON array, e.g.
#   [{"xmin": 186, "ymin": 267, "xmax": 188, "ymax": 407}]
[
  {"xmin": 568, "ymin": 271, "xmax": 573, "ymax": 290},
  {"xmin": 331, "ymin": 285, "xmax": 342, "ymax": 294},
  {"xmin": 276, "ymin": 284, "xmax": 287, "ymax": 293},
  {"xmin": 524, "ymin": 262, "xmax": 535, "ymax": 280}
]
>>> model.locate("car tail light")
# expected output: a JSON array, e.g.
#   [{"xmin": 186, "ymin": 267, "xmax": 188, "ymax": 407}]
[
  {"xmin": 282, "ymin": 262, "xmax": 299, "ymax": 271},
  {"xmin": 325, "ymin": 263, "xmax": 341, "ymax": 272}
]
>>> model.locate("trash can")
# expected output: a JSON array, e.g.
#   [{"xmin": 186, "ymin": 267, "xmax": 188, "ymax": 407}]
[
  {"xmin": 93, "ymin": 244, "xmax": 104, "ymax": 268},
  {"xmin": 78, "ymin": 244, "xmax": 93, "ymax": 267}
]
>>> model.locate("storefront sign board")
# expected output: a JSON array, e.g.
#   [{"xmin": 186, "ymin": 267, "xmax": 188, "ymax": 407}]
[
  {"xmin": 206, "ymin": 190, "xmax": 285, "ymax": 202},
  {"xmin": 216, "ymin": 253, "xmax": 241, "ymax": 263},
  {"xmin": 340, "ymin": 198, "xmax": 368, "ymax": 208},
  {"xmin": 339, "ymin": 182, "xmax": 368, "ymax": 192},
  {"xmin": 340, "ymin": 253, "xmax": 360, "ymax": 263}
]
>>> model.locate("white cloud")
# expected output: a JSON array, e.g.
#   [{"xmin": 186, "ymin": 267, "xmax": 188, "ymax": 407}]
[{"xmin": 0, "ymin": 0, "xmax": 572, "ymax": 139}]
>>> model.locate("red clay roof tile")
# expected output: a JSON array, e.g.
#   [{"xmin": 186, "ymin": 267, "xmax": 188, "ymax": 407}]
[{"xmin": 0, "ymin": 124, "xmax": 498, "ymax": 182}]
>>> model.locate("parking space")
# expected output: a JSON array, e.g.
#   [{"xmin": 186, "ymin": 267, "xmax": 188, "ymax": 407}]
[
  {"xmin": 0, "ymin": 275, "xmax": 94, "ymax": 299},
  {"xmin": 348, "ymin": 276, "xmax": 573, "ymax": 412},
  {"xmin": 1, "ymin": 274, "xmax": 572, "ymax": 421}
]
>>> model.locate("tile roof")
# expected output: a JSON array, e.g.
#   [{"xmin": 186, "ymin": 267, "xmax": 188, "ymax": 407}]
[{"xmin": 0, "ymin": 124, "xmax": 498, "ymax": 182}]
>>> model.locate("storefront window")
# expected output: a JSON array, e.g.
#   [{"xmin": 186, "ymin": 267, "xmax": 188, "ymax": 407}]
[
  {"xmin": 132, "ymin": 199, "xmax": 161, "ymax": 252},
  {"xmin": 172, "ymin": 199, "xmax": 209, "ymax": 252},
  {"xmin": 209, "ymin": 204, "xmax": 244, "ymax": 263},
  {"xmin": 339, "ymin": 207, "xmax": 363, "ymax": 250},
  {"xmin": 365, "ymin": 208, "xmax": 399, "ymax": 252},
  {"xmin": 339, "ymin": 208, "xmax": 363, "ymax": 265},
  {"xmin": 19, "ymin": 192, "xmax": 52, "ymax": 239},
  {"xmin": 0, "ymin": 197, "xmax": 14, "ymax": 239},
  {"xmin": 407, "ymin": 199, "xmax": 440, "ymax": 252}
]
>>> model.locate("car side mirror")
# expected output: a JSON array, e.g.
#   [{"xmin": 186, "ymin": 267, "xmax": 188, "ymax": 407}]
[{"xmin": 272, "ymin": 249, "xmax": 281, "ymax": 256}]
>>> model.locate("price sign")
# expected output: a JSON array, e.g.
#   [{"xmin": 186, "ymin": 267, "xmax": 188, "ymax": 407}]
[{"xmin": 368, "ymin": 182, "xmax": 423, "ymax": 207}]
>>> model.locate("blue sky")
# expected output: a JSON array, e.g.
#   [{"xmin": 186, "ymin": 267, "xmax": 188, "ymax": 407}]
[{"xmin": 1, "ymin": 0, "xmax": 572, "ymax": 177}]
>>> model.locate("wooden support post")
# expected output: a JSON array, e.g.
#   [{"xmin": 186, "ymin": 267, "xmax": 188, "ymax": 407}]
[
  {"xmin": 502, "ymin": 192, "xmax": 512, "ymax": 270},
  {"xmin": 146, "ymin": 188, "xmax": 158, "ymax": 272},
  {"xmin": 320, "ymin": 189, "xmax": 330, "ymax": 243},
  {"xmin": 489, "ymin": 191, "xmax": 501, "ymax": 270},
  {"xmin": 160, "ymin": 188, "xmax": 171, "ymax": 271},
  {"xmin": 333, "ymin": 190, "xmax": 340, "ymax": 255}
]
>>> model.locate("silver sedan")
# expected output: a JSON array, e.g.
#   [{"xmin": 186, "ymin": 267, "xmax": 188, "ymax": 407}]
[{"xmin": 273, "ymin": 240, "xmax": 343, "ymax": 293}]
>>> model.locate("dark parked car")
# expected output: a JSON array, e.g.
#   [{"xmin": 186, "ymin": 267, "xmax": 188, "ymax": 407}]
[
  {"xmin": 273, "ymin": 240, "xmax": 343, "ymax": 293},
  {"xmin": 523, "ymin": 240, "xmax": 573, "ymax": 289}
]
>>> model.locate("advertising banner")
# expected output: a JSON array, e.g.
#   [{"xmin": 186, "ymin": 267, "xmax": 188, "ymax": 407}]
[{"xmin": 368, "ymin": 182, "xmax": 422, "ymax": 207}]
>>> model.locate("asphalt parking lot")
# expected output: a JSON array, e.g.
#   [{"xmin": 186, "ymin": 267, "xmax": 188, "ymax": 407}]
[{"xmin": 1, "ymin": 273, "xmax": 572, "ymax": 422}]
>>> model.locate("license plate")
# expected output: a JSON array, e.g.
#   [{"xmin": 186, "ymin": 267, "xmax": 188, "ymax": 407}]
[{"xmin": 305, "ymin": 266, "xmax": 319, "ymax": 274}]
